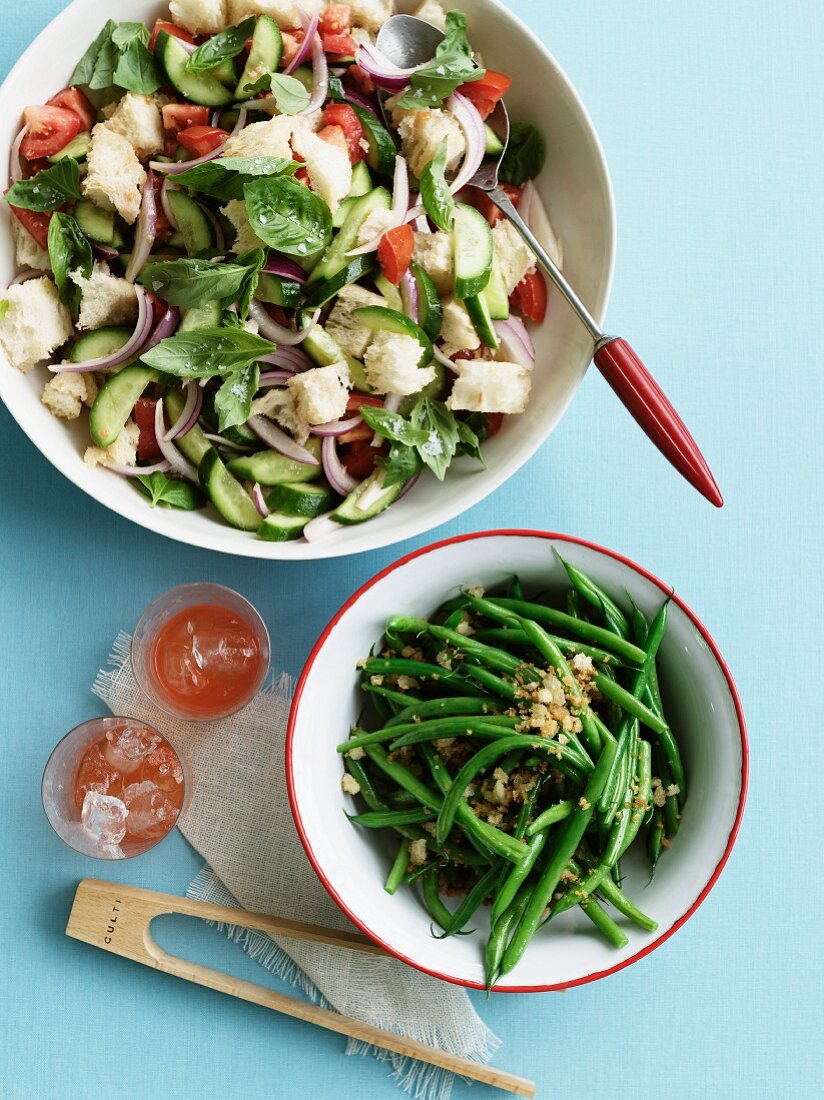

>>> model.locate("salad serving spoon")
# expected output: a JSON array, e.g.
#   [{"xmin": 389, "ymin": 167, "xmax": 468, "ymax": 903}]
[{"xmin": 376, "ymin": 15, "xmax": 723, "ymax": 507}]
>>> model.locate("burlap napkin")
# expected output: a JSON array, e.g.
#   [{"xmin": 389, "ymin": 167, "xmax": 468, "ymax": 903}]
[{"xmin": 92, "ymin": 633, "xmax": 500, "ymax": 1100}]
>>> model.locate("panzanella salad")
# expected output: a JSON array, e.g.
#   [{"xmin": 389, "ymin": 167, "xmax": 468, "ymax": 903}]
[{"xmin": 1, "ymin": 0, "xmax": 560, "ymax": 541}]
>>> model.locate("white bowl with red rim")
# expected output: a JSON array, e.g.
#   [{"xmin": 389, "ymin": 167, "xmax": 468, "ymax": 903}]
[
  {"xmin": 287, "ymin": 530, "xmax": 748, "ymax": 991},
  {"xmin": 0, "ymin": 0, "xmax": 615, "ymax": 559}
]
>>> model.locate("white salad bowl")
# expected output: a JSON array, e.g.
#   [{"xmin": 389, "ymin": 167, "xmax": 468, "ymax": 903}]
[
  {"xmin": 287, "ymin": 531, "xmax": 748, "ymax": 991},
  {"xmin": 0, "ymin": 0, "xmax": 615, "ymax": 559}
]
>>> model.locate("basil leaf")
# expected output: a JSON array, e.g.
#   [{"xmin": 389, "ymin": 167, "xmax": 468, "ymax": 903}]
[
  {"xmin": 268, "ymin": 73, "xmax": 310, "ymax": 115},
  {"xmin": 140, "ymin": 327, "xmax": 274, "ymax": 378},
  {"xmin": 89, "ymin": 33, "xmax": 120, "ymax": 91},
  {"xmin": 375, "ymin": 441, "xmax": 422, "ymax": 488},
  {"xmin": 360, "ymin": 405, "xmax": 430, "ymax": 447},
  {"xmin": 236, "ymin": 248, "xmax": 266, "ymax": 319},
  {"xmin": 187, "ymin": 17, "xmax": 256, "ymax": 74},
  {"xmin": 396, "ymin": 11, "xmax": 484, "ymax": 109},
  {"xmin": 6, "ymin": 159, "xmax": 83, "ymax": 211},
  {"xmin": 327, "ymin": 74, "xmax": 346, "ymax": 101},
  {"xmin": 456, "ymin": 417, "xmax": 484, "ymax": 464},
  {"xmin": 172, "ymin": 156, "xmax": 297, "ymax": 201},
  {"xmin": 244, "ymin": 176, "xmax": 332, "ymax": 257},
  {"xmin": 499, "ymin": 123, "xmax": 546, "ymax": 186},
  {"xmin": 134, "ymin": 471, "xmax": 206, "ymax": 510},
  {"xmin": 71, "ymin": 19, "xmax": 117, "ymax": 86},
  {"xmin": 419, "ymin": 138, "xmax": 455, "ymax": 232},
  {"xmin": 48, "ymin": 212, "xmax": 93, "ymax": 318},
  {"xmin": 214, "ymin": 362, "xmax": 260, "ymax": 432},
  {"xmin": 114, "ymin": 39, "xmax": 161, "ymax": 94},
  {"xmin": 111, "ymin": 22, "xmax": 149, "ymax": 50},
  {"xmin": 139, "ymin": 256, "xmax": 262, "ymax": 308},
  {"xmin": 408, "ymin": 397, "xmax": 461, "ymax": 480}
]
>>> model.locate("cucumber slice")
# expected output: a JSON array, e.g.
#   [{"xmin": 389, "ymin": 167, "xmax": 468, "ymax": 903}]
[
  {"xmin": 256, "ymin": 273, "xmax": 303, "ymax": 309},
  {"xmin": 179, "ymin": 301, "xmax": 223, "ymax": 333},
  {"xmin": 227, "ymin": 438, "xmax": 322, "ymax": 486},
  {"xmin": 155, "ymin": 31, "xmax": 233, "ymax": 108},
  {"xmin": 484, "ymin": 124, "xmax": 504, "ymax": 156},
  {"xmin": 69, "ymin": 325, "xmax": 132, "ymax": 363},
  {"xmin": 483, "ymin": 252, "xmax": 510, "ymax": 320},
  {"xmin": 74, "ymin": 199, "xmax": 117, "ymax": 245},
  {"xmin": 235, "ymin": 14, "xmax": 282, "ymax": 99},
  {"xmin": 308, "ymin": 187, "xmax": 390, "ymax": 285},
  {"xmin": 373, "ymin": 272, "xmax": 402, "ymax": 312},
  {"xmin": 48, "ymin": 131, "xmax": 91, "ymax": 163},
  {"xmin": 349, "ymin": 105, "xmax": 397, "ymax": 176},
  {"xmin": 297, "ymin": 321, "xmax": 371, "ymax": 390},
  {"xmin": 352, "ymin": 306, "xmax": 433, "ymax": 367},
  {"xmin": 347, "ymin": 356, "xmax": 373, "ymax": 394},
  {"xmin": 257, "ymin": 511, "xmax": 307, "ymax": 541},
  {"xmin": 164, "ymin": 389, "xmax": 211, "ymax": 465},
  {"xmin": 330, "ymin": 469, "xmax": 405, "ymax": 525},
  {"xmin": 265, "ymin": 481, "xmax": 335, "ymax": 517},
  {"xmin": 292, "ymin": 65, "xmax": 314, "ymax": 94},
  {"xmin": 453, "ymin": 202, "xmax": 493, "ymax": 298},
  {"xmin": 302, "ymin": 255, "xmax": 376, "ymax": 310},
  {"xmin": 410, "ymin": 261, "xmax": 443, "ymax": 341},
  {"xmin": 332, "ymin": 196, "xmax": 357, "ymax": 230},
  {"xmin": 464, "ymin": 293, "xmax": 499, "ymax": 349},
  {"xmin": 211, "ymin": 58, "xmax": 239, "ymax": 87},
  {"xmin": 89, "ymin": 365, "xmax": 159, "ymax": 447},
  {"xmin": 165, "ymin": 191, "xmax": 216, "ymax": 256},
  {"xmin": 348, "ymin": 160, "xmax": 373, "ymax": 198},
  {"xmin": 199, "ymin": 447, "xmax": 262, "ymax": 531}
]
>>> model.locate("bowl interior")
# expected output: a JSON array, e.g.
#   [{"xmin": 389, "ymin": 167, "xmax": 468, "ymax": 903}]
[
  {"xmin": 0, "ymin": 0, "xmax": 614, "ymax": 559},
  {"xmin": 288, "ymin": 532, "xmax": 746, "ymax": 990}
]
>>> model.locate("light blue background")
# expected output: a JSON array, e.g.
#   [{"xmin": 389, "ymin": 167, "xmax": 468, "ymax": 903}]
[{"xmin": 1, "ymin": 1, "xmax": 821, "ymax": 1097}]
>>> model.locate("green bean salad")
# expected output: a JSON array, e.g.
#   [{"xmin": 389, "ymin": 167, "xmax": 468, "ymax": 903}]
[{"xmin": 338, "ymin": 558, "xmax": 685, "ymax": 987}]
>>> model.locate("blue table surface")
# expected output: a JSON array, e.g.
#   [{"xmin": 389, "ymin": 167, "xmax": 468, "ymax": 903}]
[{"xmin": 1, "ymin": 2, "xmax": 822, "ymax": 1097}]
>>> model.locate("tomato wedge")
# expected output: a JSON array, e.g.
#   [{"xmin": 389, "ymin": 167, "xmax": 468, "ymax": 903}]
[
  {"xmin": 281, "ymin": 30, "xmax": 306, "ymax": 67},
  {"xmin": 485, "ymin": 412, "xmax": 505, "ymax": 438},
  {"xmin": 457, "ymin": 71, "xmax": 512, "ymax": 120},
  {"xmin": 134, "ymin": 398, "xmax": 164, "ymax": 462},
  {"xmin": 509, "ymin": 271, "xmax": 547, "ymax": 324},
  {"xmin": 149, "ymin": 19, "xmax": 196, "ymax": 51},
  {"xmin": 317, "ymin": 125, "xmax": 349, "ymax": 157},
  {"xmin": 320, "ymin": 4, "xmax": 352, "ymax": 35},
  {"xmin": 377, "ymin": 224, "xmax": 415, "ymax": 286},
  {"xmin": 162, "ymin": 103, "xmax": 211, "ymax": 134},
  {"xmin": 471, "ymin": 182, "xmax": 522, "ymax": 227},
  {"xmin": 20, "ymin": 106, "xmax": 81, "ymax": 160},
  {"xmin": 346, "ymin": 393, "xmax": 384, "ymax": 413},
  {"xmin": 7, "ymin": 205, "xmax": 52, "ymax": 250},
  {"xmin": 322, "ymin": 33, "xmax": 357, "ymax": 57},
  {"xmin": 177, "ymin": 125, "xmax": 229, "ymax": 157},
  {"xmin": 339, "ymin": 438, "xmax": 385, "ymax": 479},
  {"xmin": 347, "ymin": 63, "xmax": 376, "ymax": 95},
  {"xmin": 48, "ymin": 87, "xmax": 95, "ymax": 132},
  {"xmin": 319, "ymin": 102, "xmax": 365, "ymax": 163}
]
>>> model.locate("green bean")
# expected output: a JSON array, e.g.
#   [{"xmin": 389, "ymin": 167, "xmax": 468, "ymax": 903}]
[
  {"xmin": 360, "ymin": 657, "xmax": 487, "ymax": 696},
  {"xmin": 386, "ymin": 788, "xmax": 419, "ymax": 808},
  {"xmin": 458, "ymin": 664, "xmax": 518, "ymax": 701},
  {"xmin": 421, "ymin": 868, "xmax": 453, "ymax": 931},
  {"xmin": 508, "ymin": 575, "xmax": 525, "ymax": 599},
  {"xmin": 557, "ymin": 556, "xmax": 631, "ymax": 639},
  {"xmin": 525, "ymin": 800, "xmax": 575, "ymax": 836},
  {"xmin": 385, "ymin": 842, "xmax": 410, "ymax": 894},
  {"xmin": 617, "ymin": 738, "xmax": 652, "ymax": 860},
  {"xmin": 478, "ymin": 597, "xmax": 646, "ymax": 664},
  {"xmin": 603, "ymin": 720, "xmax": 635, "ymax": 828},
  {"xmin": 597, "ymin": 874, "xmax": 657, "ymax": 932},
  {"xmin": 490, "ymin": 831, "xmax": 548, "ymax": 925},
  {"xmin": 485, "ymin": 881, "xmax": 531, "ymax": 990},
  {"xmin": 361, "ymin": 682, "xmax": 423, "ymax": 709},
  {"xmin": 435, "ymin": 734, "xmax": 596, "ymax": 849},
  {"xmin": 497, "ymin": 740, "xmax": 617, "ymax": 977},
  {"xmin": 406, "ymin": 857, "xmax": 440, "ymax": 884},
  {"xmin": 344, "ymin": 757, "xmax": 388, "ymax": 813},
  {"xmin": 593, "ymin": 673, "xmax": 670, "ymax": 736},
  {"xmin": 386, "ymin": 615, "xmax": 528, "ymax": 676},
  {"xmin": 387, "ymin": 717, "xmax": 521, "ymax": 751},
  {"xmin": 364, "ymin": 744, "xmax": 441, "ymax": 812},
  {"xmin": 337, "ymin": 714, "xmax": 519, "ymax": 753},
  {"xmin": 440, "ymin": 863, "xmax": 504, "ymax": 937},
  {"xmin": 473, "ymin": 628, "xmax": 623, "ymax": 667},
  {"xmin": 387, "ymin": 697, "xmax": 502, "ymax": 727},
  {"xmin": 647, "ymin": 806, "xmax": 665, "ymax": 875},
  {"xmin": 349, "ymin": 807, "xmax": 434, "ymax": 828},
  {"xmin": 580, "ymin": 896, "xmax": 629, "ymax": 949}
]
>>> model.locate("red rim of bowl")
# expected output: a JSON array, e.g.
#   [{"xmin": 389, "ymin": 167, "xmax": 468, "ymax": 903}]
[{"xmin": 286, "ymin": 529, "xmax": 749, "ymax": 993}]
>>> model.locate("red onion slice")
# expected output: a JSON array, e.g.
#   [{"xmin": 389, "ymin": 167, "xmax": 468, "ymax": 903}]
[
  {"xmin": 493, "ymin": 317, "xmax": 536, "ymax": 368},
  {"xmin": 301, "ymin": 33, "xmax": 329, "ymax": 115},
  {"xmin": 252, "ymin": 482, "xmax": 270, "ymax": 517},
  {"xmin": 258, "ymin": 346, "xmax": 314, "ymax": 371},
  {"xmin": 263, "ymin": 256, "xmax": 308, "ymax": 283},
  {"xmin": 322, "ymin": 434, "xmax": 359, "ymax": 495},
  {"xmin": 126, "ymin": 169, "xmax": 158, "ymax": 283},
  {"xmin": 148, "ymin": 112, "xmax": 239, "ymax": 177},
  {"xmin": 399, "ymin": 269, "xmax": 419, "ymax": 323},
  {"xmin": 348, "ymin": 156, "xmax": 408, "ymax": 256},
  {"xmin": 53, "ymin": 287, "xmax": 154, "ymax": 373},
  {"xmin": 303, "ymin": 511, "xmax": 341, "ymax": 541},
  {"xmin": 107, "ymin": 459, "xmax": 172, "ymax": 477},
  {"xmin": 164, "ymin": 381, "xmax": 202, "ymax": 441},
  {"xmin": 8, "ymin": 268, "xmax": 40, "ymax": 287},
  {"xmin": 247, "ymin": 414, "xmax": 320, "ymax": 465},
  {"xmin": 355, "ymin": 43, "xmax": 421, "ymax": 91},
  {"xmin": 446, "ymin": 92, "xmax": 486, "ymax": 194},
  {"xmin": 9, "ymin": 124, "xmax": 28, "ymax": 185},
  {"xmin": 142, "ymin": 303, "xmax": 181, "ymax": 353},
  {"xmin": 310, "ymin": 414, "xmax": 363, "ymax": 437},
  {"xmin": 432, "ymin": 345, "xmax": 460, "ymax": 372},
  {"xmin": 248, "ymin": 301, "xmax": 321, "ymax": 345},
  {"xmin": 259, "ymin": 370, "xmax": 294, "ymax": 385},
  {"xmin": 285, "ymin": 4, "xmax": 320, "ymax": 74},
  {"xmin": 155, "ymin": 397, "xmax": 199, "ymax": 481},
  {"xmin": 342, "ymin": 86, "xmax": 380, "ymax": 118},
  {"xmin": 370, "ymin": 392, "xmax": 400, "ymax": 447},
  {"xmin": 91, "ymin": 242, "xmax": 120, "ymax": 262}
]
